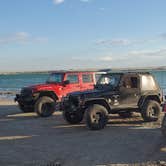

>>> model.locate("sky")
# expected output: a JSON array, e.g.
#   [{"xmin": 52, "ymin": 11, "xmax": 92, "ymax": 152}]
[{"xmin": 0, "ymin": 0, "xmax": 166, "ymax": 72}]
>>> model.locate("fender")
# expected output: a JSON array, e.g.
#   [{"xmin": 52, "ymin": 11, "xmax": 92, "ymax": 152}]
[
  {"xmin": 138, "ymin": 94, "xmax": 161, "ymax": 109},
  {"xmin": 36, "ymin": 91, "xmax": 58, "ymax": 101},
  {"xmin": 84, "ymin": 98, "xmax": 111, "ymax": 113}
]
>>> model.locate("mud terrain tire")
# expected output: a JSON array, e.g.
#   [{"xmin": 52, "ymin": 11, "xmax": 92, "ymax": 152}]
[
  {"xmin": 141, "ymin": 100, "xmax": 161, "ymax": 122},
  {"xmin": 86, "ymin": 104, "xmax": 108, "ymax": 130},
  {"xmin": 35, "ymin": 96, "xmax": 55, "ymax": 117}
]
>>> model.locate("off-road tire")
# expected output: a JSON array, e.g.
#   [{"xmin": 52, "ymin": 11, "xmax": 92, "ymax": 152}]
[
  {"xmin": 63, "ymin": 110, "xmax": 84, "ymax": 124},
  {"xmin": 35, "ymin": 96, "xmax": 55, "ymax": 117},
  {"xmin": 119, "ymin": 111, "xmax": 133, "ymax": 118},
  {"xmin": 18, "ymin": 103, "xmax": 34, "ymax": 113},
  {"xmin": 141, "ymin": 100, "xmax": 161, "ymax": 122},
  {"xmin": 161, "ymin": 114, "xmax": 166, "ymax": 137},
  {"xmin": 86, "ymin": 104, "xmax": 108, "ymax": 130}
]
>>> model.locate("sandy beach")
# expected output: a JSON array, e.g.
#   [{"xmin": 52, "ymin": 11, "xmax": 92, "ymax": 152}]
[
  {"xmin": 0, "ymin": 98, "xmax": 16, "ymax": 105},
  {"xmin": 0, "ymin": 98, "xmax": 165, "ymax": 166}
]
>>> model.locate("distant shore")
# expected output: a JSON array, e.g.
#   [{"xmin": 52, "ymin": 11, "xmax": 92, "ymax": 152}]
[{"xmin": 0, "ymin": 66, "xmax": 166, "ymax": 75}]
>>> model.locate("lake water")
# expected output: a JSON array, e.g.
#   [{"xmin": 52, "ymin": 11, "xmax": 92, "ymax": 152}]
[{"xmin": 0, "ymin": 70, "xmax": 166, "ymax": 99}]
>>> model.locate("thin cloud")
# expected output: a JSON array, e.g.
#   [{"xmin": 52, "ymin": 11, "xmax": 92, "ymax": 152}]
[
  {"xmin": 159, "ymin": 33, "xmax": 166, "ymax": 39},
  {"xmin": 129, "ymin": 48, "xmax": 166, "ymax": 58},
  {"xmin": 53, "ymin": 0, "xmax": 64, "ymax": 5},
  {"xmin": 0, "ymin": 32, "xmax": 30, "ymax": 44},
  {"xmin": 80, "ymin": 0, "xmax": 90, "ymax": 2},
  {"xmin": 95, "ymin": 32, "xmax": 166, "ymax": 47},
  {"xmin": 35, "ymin": 37, "xmax": 48, "ymax": 43},
  {"xmin": 96, "ymin": 39, "xmax": 131, "ymax": 46},
  {"xmin": 99, "ymin": 8, "xmax": 105, "ymax": 11},
  {"xmin": 0, "ymin": 32, "xmax": 48, "ymax": 45},
  {"xmin": 99, "ymin": 56, "xmax": 112, "ymax": 61},
  {"xmin": 72, "ymin": 55, "xmax": 113, "ymax": 62}
]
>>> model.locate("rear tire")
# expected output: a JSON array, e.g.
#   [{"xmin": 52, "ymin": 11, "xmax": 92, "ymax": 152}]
[
  {"xmin": 161, "ymin": 114, "xmax": 166, "ymax": 137},
  {"xmin": 119, "ymin": 111, "xmax": 133, "ymax": 118},
  {"xmin": 141, "ymin": 100, "xmax": 161, "ymax": 122},
  {"xmin": 86, "ymin": 104, "xmax": 108, "ymax": 130},
  {"xmin": 35, "ymin": 96, "xmax": 56, "ymax": 117},
  {"xmin": 63, "ymin": 110, "xmax": 83, "ymax": 124}
]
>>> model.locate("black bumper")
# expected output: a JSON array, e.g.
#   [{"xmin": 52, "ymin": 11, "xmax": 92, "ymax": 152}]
[
  {"xmin": 14, "ymin": 94, "xmax": 20, "ymax": 102},
  {"xmin": 14, "ymin": 94, "xmax": 35, "ymax": 106}
]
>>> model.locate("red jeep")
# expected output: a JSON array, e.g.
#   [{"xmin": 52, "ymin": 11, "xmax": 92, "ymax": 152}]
[{"xmin": 15, "ymin": 71, "xmax": 100, "ymax": 117}]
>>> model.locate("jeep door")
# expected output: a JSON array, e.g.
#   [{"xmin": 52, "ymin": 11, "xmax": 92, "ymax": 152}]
[
  {"xmin": 119, "ymin": 74, "xmax": 140, "ymax": 108},
  {"xmin": 80, "ymin": 73, "xmax": 95, "ymax": 91},
  {"xmin": 63, "ymin": 73, "xmax": 81, "ymax": 96}
]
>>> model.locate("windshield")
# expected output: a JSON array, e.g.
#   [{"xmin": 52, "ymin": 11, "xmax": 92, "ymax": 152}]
[
  {"xmin": 96, "ymin": 74, "xmax": 121, "ymax": 89},
  {"xmin": 46, "ymin": 73, "xmax": 63, "ymax": 83}
]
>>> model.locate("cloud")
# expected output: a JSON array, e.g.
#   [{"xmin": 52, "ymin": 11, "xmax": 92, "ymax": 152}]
[
  {"xmin": 159, "ymin": 33, "xmax": 166, "ymax": 39},
  {"xmin": 96, "ymin": 39, "xmax": 131, "ymax": 46},
  {"xmin": 99, "ymin": 56, "xmax": 112, "ymax": 61},
  {"xmin": 99, "ymin": 8, "xmax": 105, "ymax": 11},
  {"xmin": 72, "ymin": 55, "xmax": 113, "ymax": 62},
  {"xmin": 0, "ymin": 32, "xmax": 48, "ymax": 45},
  {"xmin": 0, "ymin": 32, "xmax": 29, "ymax": 44},
  {"xmin": 95, "ymin": 32, "xmax": 166, "ymax": 48},
  {"xmin": 80, "ymin": 0, "xmax": 90, "ymax": 2},
  {"xmin": 129, "ymin": 48, "xmax": 166, "ymax": 58},
  {"xmin": 110, "ymin": 39, "xmax": 131, "ymax": 46},
  {"xmin": 35, "ymin": 37, "xmax": 48, "ymax": 43},
  {"xmin": 53, "ymin": 0, "xmax": 64, "ymax": 5}
]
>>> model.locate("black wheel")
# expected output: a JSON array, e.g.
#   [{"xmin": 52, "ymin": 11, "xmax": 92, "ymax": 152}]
[
  {"xmin": 161, "ymin": 114, "xmax": 166, "ymax": 137},
  {"xmin": 119, "ymin": 111, "xmax": 133, "ymax": 118},
  {"xmin": 141, "ymin": 100, "xmax": 161, "ymax": 122},
  {"xmin": 63, "ymin": 110, "xmax": 83, "ymax": 124},
  {"xmin": 86, "ymin": 104, "xmax": 108, "ymax": 130},
  {"xmin": 18, "ymin": 103, "xmax": 34, "ymax": 113},
  {"xmin": 35, "ymin": 96, "xmax": 56, "ymax": 117}
]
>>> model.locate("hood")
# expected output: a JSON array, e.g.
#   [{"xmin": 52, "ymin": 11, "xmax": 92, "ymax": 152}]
[{"xmin": 27, "ymin": 83, "xmax": 62, "ymax": 92}]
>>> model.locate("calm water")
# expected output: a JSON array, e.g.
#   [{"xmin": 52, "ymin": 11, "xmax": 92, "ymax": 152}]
[
  {"xmin": 0, "ymin": 70, "xmax": 166, "ymax": 99},
  {"xmin": 0, "ymin": 73, "xmax": 49, "ymax": 99}
]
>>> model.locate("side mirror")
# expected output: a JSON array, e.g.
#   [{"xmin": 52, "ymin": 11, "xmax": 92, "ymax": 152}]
[{"xmin": 64, "ymin": 80, "xmax": 70, "ymax": 85}]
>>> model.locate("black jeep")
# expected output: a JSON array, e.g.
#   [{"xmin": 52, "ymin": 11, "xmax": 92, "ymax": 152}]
[{"xmin": 62, "ymin": 72, "xmax": 163, "ymax": 130}]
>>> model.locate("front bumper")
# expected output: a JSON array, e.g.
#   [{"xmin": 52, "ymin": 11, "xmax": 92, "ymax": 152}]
[
  {"xmin": 61, "ymin": 95, "xmax": 85, "ymax": 112},
  {"xmin": 14, "ymin": 93, "xmax": 35, "ymax": 106}
]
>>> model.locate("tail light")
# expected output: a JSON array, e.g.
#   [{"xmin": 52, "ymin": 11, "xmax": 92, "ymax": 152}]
[{"xmin": 163, "ymin": 103, "xmax": 166, "ymax": 113}]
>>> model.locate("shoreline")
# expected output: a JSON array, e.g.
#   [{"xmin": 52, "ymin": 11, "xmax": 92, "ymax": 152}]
[
  {"xmin": 0, "ymin": 98, "xmax": 16, "ymax": 105},
  {"xmin": 0, "ymin": 91, "xmax": 17, "ymax": 104}
]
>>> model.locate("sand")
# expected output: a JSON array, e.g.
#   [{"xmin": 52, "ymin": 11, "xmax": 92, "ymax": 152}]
[{"xmin": 0, "ymin": 99, "xmax": 165, "ymax": 166}]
